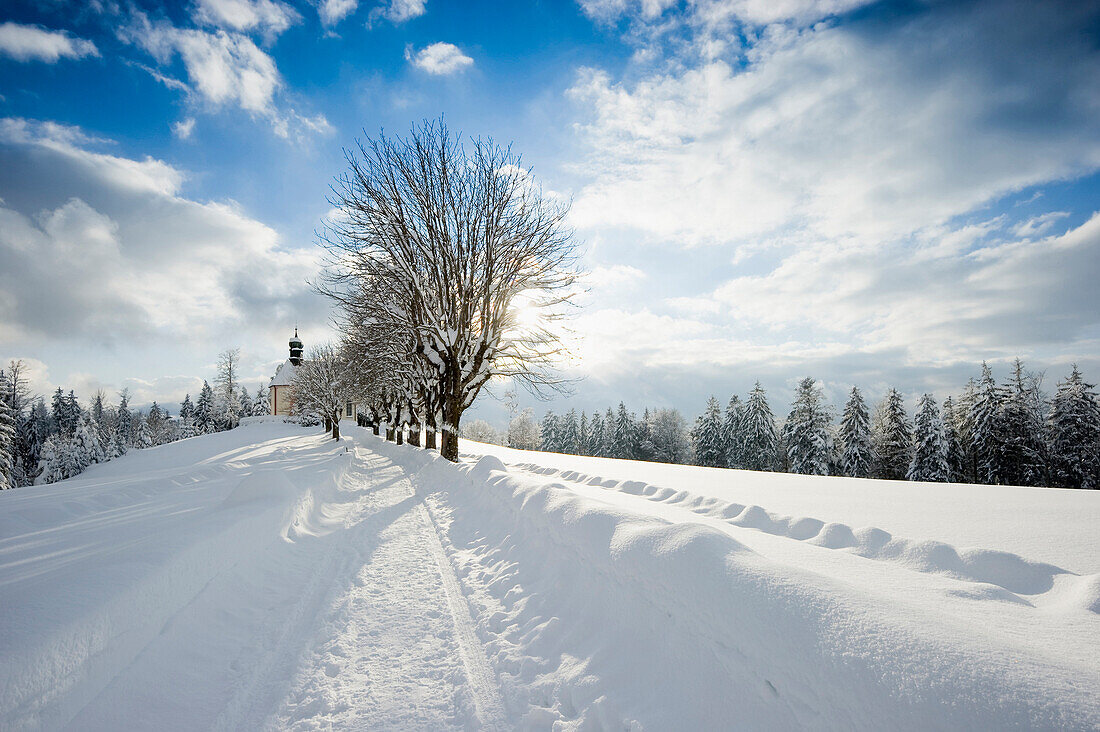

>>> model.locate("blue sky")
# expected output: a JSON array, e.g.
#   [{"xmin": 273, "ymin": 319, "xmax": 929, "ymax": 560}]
[{"xmin": 1, "ymin": 0, "xmax": 1099, "ymax": 426}]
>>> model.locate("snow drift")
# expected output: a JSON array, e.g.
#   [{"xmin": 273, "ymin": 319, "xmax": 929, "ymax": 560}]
[{"xmin": 1, "ymin": 423, "xmax": 1097, "ymax": 730}]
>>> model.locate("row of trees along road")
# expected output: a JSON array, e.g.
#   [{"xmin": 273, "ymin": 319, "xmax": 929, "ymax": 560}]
[{"xmin": 312, "ymin": 119, "xmax": 581, "ymax": 460}]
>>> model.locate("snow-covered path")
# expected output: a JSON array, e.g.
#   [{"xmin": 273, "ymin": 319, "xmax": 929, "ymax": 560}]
[
  {"xmin": 2, "ymin": 422, "xmax": 1099, "ymax": 730},
  {"xmin": 266, "ymin": 448, "xmax": 506, "ymax": 731},
  {"xmin": 0, "ymin": 424, "xmax": 507, "ymax": 731}
]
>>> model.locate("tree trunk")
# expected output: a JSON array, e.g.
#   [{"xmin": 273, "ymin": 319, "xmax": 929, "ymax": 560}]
[
  {"xmin": 396, "ymin": 425, "xmax": 404, "ymax": 445},
  {"xmin": 385, "ymin": 424, "xmax": 395, "ymax": 441},
  {"xmin": 425, "ymin": 410, "xmax": 438, "ymax": 449},
  {"xmin": 372, "ymin": 422, "xmax": 380, "ymax": 436},
  {"xmin": 408, "ymin": 423, "xmax": 421, "ymax": 447},
  {"xmin": 441, "ymin": 395, "xmax": 461, "ymax": 462},
  {"xmin": 331, "ymin": 416, "xmax": 340, "ymax": 440},
  {"xmin": 324, "ymin": 416, "xmax": 332, "ymax": 434}
]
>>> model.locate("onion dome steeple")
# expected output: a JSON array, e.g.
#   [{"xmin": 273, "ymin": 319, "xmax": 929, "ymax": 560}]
[{"xmin": 289, "ymin": 328, "xmax": 304, "ymax": 365}]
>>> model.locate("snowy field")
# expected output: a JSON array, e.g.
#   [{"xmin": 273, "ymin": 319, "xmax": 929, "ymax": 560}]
[{"xmin": 1, "ymin": 421, "xmax": 1098, "ymax": 730}]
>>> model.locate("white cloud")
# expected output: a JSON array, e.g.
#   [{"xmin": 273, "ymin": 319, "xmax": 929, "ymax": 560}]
[
  {"xmin": 547, "ymin": 0, "xmax": 1100, "ymax": 407},
  {"xmin": 123, "ymin": 13, "xmax": 330, "ymax": 139},
  {"xmin": 372, "ymin": 0, "xmax": 426, "ymax": 24},
  {"xmin": 0, "ymin": 22, "xmax": 99, "ymax": 63},
  {"xmin": 325, "ymin": 0, "xmax": 425, "ymax": 27},
  {"xmin": 580, "ymin": 0, "xmax": 873, "ymax": 26},
  {"xmin": 406, "ymin": 42, "xmax": 473, "ymax": 75},
  {"xmin": 568, "ymin": 2, "xmax": 1100, "ymax": 248},
  {"xmin": 319, "ymin": 0, "xmax": 358, "ymax": 26},
  {"xmin": 0, "ymin": 118, "xmax": 183, "ymax": 195},
  {"xmin": 0, "ymin": 120, "xmax": 326, "ymax": 378},
  {"xmin": 693, "ymin": 213, "xmax": 1100, "ymax": 364},
  {"xmin": 133, "ymin": 23, "xmax": 280, "ymax": 115},
  {"xmin": 588, "ymin": 264, "xmax": 647, "ymax": 291},
  {"xmin": 1013, "ymin": 211, "xmax": 1070, "ymax": 239},
  {"xmin": 172, "ymin": 117, "xmax": 196, "ymax": 139},
  {"xmin": 192, "ymin": 0, "xmax": 300, "ymax": 40}
]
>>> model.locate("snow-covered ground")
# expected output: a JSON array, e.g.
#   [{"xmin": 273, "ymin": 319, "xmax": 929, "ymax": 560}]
[{"xmin": 2, "ymin": 421, "xmax": 1098, "ymax": 730}]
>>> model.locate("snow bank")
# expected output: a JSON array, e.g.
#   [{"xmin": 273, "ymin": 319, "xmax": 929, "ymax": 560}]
[
  {"xmin": 2, "ymin": 424, "xmax": 1096, "ymax": 730},
  {"xmin": 498, "ymin": 458, "xmax": 1086, "ymax": 603},
  {"xmin": 379, "ymin": 438, "xmax": 1100, "ymax": 729},
  {"xmin": 465, "ymin": 442, "xmax": 1100, "ymax": 576},
  {"xmin": 0, "ymin": 423, "xmax": 351, "ymax": 730}
]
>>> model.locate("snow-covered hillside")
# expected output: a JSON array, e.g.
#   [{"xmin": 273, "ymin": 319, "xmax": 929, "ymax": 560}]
[{"xmin": 2, "ymin": 421, "xmax": 1098, "ymax": 730}]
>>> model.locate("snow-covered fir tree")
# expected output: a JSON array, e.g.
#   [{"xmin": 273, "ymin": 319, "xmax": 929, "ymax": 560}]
[
  {"xmin": 39, "ymin": 434, "xmax": 69, "ymax": 484},
  {"xmin": 68, "ymin": 414, "xmax": 100, "ymax": 475},
  {"xmin": 636, "ymin": 408, "xmax": 656, "ymax": 462},
  {"xmin": 691, "ymin": 396, "xmax": 725, "ymax": 467},
  {"xmin": 539, "ymin": 411, "xmax": 560, "ymax": 453},
  {"xmin": 954, "ymin": 377, "xmax": 979, "ymax": 483},
  {"xmin": 133, "ymin": 412, "xmax": 153, "ymax": 448},
  {"xmin": 999, "ymin": 359, "xmax": 1047, "ymax": 486},
  {"xmin": 179, "ymin": 394, "xmax": 196, "ymax": 437},
  {"xmin": 194, "ymin": 382, "xmax": 215, "ymax": 435},
  {"xmin": 17, "ymin": 398, "xmax": 50, "ymax": 486},
  {"xmin": 253, "ymin": 386, "xmax": 269, "ymax": 416},
  {"xmin": 740, "ymin": 382, "xmax": 778, "ymax": 471},
  {"xmin": 147, "ymin": 403, "xmax": 166, "ymax": 445},
  {"xmin": 50, "ymin": 388, "xmax": 65, "ymax": 436},
  {"xmin": 91, "ymin": 390, "xmax": 105, "ymax": 424},
  {"xmin": 941, "ymin": 397, "xmax": 965, "ymax": 481},
  {"xmin": 117, "ymin": 391, "xmax": 134, "ymax": 446},
  {"xmin": 1047, "ymin": 365, "xmax": 1100, "ymax": 489},
  {"xmin": 613, "ymin": 403, "xmax": 636, "ymax": 459},
  {"xmin": 106, "ymin": 429, "xmax": 126, "ymax": 459},
  {"xmin": 969, "ymin": 363, "xmax": 1006, "ymax": 484},
  {"xmin": 783, "ymin": 378, "xmax": 832, "ymax": 475},
  {"xmin": 873, "ymin": 388, "xmax": 912, "ymax": 480},
  {"xmin": 239, "ymin": 389, "xmax": 254, "ymax": 421},
  {"xmin": 587, "ymin": 410, "xmax": 605, "ymax": 457},
  {"xmin": 0, "ymin": 371, "xmax": 15, "ymax": 490},
  {"xmin": 15, "ymin": 412, "xmax": 43, "ymax": 487},
  {"xmin": 560, "ymin": 409, "xmax": 579, "ymax": 454},
  {"xmin": 908, "ymin": 393, "xmax": 949, "ymax": 482},
  {"xmin": 602, "ymin": 407, "xmax": 616, "ymax": 457},
  {"xmin": 65, "ymin": 391, "xmax": 81, "ymax": 435},
  {"xmin": 839, "ymin": 386, "xmax": 875, "ymax": 478},
  {"xmin": 179, "ymin": 394, "xmax": 194, "ymax": 423},
  {"xmin": 722, "ymin": 395, "xmax": 743, "ymax": 468},
  {"xmin": 577, "ymin": 412, "xmax": 590, "ymax": 457},
  {"xmin": 83, "ymin": 413, "xmax": 106, "ymax": 465}
]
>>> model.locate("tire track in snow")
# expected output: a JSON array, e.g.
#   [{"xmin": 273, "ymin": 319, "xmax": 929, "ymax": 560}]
[
  {"xmin": 211, "ymin": 451, "xmax": 379, "ymax": 732},
  {"xmin": 257, "ymin": 443, "xmax": 508, "ymax": 730},
  {"xmin": 416, "ymin": 500, "xmax": 509, "ymax": 731}
]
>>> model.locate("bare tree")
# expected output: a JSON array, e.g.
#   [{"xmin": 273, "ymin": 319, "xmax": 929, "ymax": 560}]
[
  {"xmin": 508, "ymin": 407, "xmax": 541, "ymax": 450},
  {"xmin": 291, "ymin": 342, "xmax": 359, "ymax": 440},
  {"xmin": 215, "ymin": 348, "xmax": 241, "ymax": 427},
  {"xmin": 318, "ymin": 118, "xmax": 581, "ymax": 461},
  {"xmin": 5, "ymin": 360, "xmax": 32, "ymax": 416},
  {"xmin": 461, "ymin": 419, "xmax": 502, "ymax": 445}
]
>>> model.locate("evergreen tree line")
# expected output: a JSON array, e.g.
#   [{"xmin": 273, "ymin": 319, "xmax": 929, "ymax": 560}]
[
  {"xmin": 529, "ymin": 360, "xmax": 1100, "ymax": 489},
  {"xmin": 0, "ymin": 352, "xmax": 273, "ymax": 488},
  {"xmin": 536, "ymin": 404, "xmax": 692, "ymax": 465}
]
